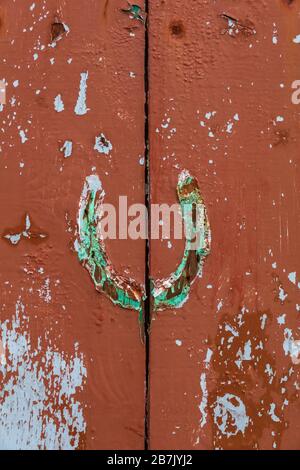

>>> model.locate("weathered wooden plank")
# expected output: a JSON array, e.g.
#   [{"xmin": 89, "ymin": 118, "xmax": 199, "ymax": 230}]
[
  {"xmin": 148, "ymin": 0, "xmax": 300, "ymax": 450},
  {"xmin": 0, "ymin": 0, "xmax": 145, "ymax": 449}
]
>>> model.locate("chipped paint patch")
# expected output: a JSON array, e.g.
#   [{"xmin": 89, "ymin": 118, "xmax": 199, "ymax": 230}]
[
  {"xmin": 204, "ymin": 348, "xmax": 213, "ymax": 369},
  {"xmin": 293, "ymin": 34, "xmax": 300, "ymax": 44},
  {"xmin": 74, "ymin": 72, "xmax": 89, "ymax": 116},
  {"xmin": 277, "ymin": 314, "xmax": 286, "ymax": 325},
  {"xmin": 268, "ymin": 403, "xmax": 281, "ymax": 423},
  {"xmin": 60, "ymin": 140, "xmax": 73, "ymax": 158},
  {"xmin": 121, "ymin": 3, "xmax": 145, "ymax": 23},
  {"xmin": 0, "ymin": 300, "xmax": 86, "ymax": 450},
  {"xmin": 288, "ymin": 271, "xmax": 296, "ymax": 285},
  {"xmin": 235, "ymin": 339, "xmax": 252, "ymax": 369},
  {"xmin": 283, "ymin": 329, "xmax": 300, "ymax": 364},
  {"xmin": 279, "ymin": 286, "xmax": 288, "ymax": 302},
  {"xmin": 19, "ymin": 130, "xmax": 28, "ymax": 144},
  {"xmin": 54, "ymin": 94, "xmax": 64, "ymax": 113},
  {"xmin": 3, "ymin": 214, "xmax": 47, "ymax": 246},
  {"xmin": 214, "ymin": 394, "xmax": 249, "ymax": 438},
  {"xmin": 199, "ymin": 373, "xmax": 208, "ymax": 428},
  {"xmin": 94, "ymin": 134, "xmax": 113, "ymax": 156}
]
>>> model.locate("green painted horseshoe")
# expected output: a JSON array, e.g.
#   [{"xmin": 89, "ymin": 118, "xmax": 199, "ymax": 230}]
[
  {"xmin": 151, "ymin": 170, "xmax": 211, "ymax": 310},
  {"xmin": 75, "ymin": 175, "xmax": 146, "ymax": 322},
  {"xmin": 75, "ymin": 171, "xmax": 211, "ymax": 321}
]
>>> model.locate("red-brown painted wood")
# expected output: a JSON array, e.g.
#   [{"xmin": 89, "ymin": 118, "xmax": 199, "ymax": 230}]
[
  {"xmin": 0, "ymin": 0, "xmax": 145, "ymax": 449},
  {"xmin": 148, "ymin": 0, "xmax": 300, "ymax": 450}
]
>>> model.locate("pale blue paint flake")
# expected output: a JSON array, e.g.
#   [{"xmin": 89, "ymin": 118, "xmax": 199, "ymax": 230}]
[{"xmin": 74, "ymin": 72, "xmax": 89, "ymax": 116}]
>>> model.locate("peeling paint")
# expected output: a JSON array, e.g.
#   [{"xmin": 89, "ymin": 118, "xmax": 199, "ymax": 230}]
[
  {"xmin": 214, "ymin": 394, "xmax": 249, "ymax": 438},
  {"xmin": 60, "ymin": 140, "xmax": 73, "ymax": 158},
  {"xmin": 74, "ymin": 72, "xmax": 89, "ymax": 116},
  {"xmin": 3, "ymin": 214, "xmax": 47, "ymax": 246},
  {"xmin": 54, "ymin": 94, "xmax": 64, "ymax": 113},
  {"xmin": 0, "ymin": 300, "xmax": 86, "ymax": 450},
  {"xmin": 199, "ymin": 373, "xmax": 208, "ymax": 428},
  {"xmin": 94, "ymin": 134, "xmax": 113, "ymax": 156}
]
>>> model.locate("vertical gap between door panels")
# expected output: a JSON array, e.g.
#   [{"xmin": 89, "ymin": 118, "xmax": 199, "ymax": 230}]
[{"xmin": 144, "ymin": 0, "xmax": 151, "ymax": 451}]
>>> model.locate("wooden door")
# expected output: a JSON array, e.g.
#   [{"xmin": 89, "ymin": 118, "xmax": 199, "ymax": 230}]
[
  {"xmin": 148, "ymin": 0, "xmax": 300, "ymax": 450},
  {"xmin": 0, "ymin": 0, "xmax": 300, "ymax": 451},
  {"xmin": 0, "ymin": 0, "xmax": 145, "ymax": 450}
]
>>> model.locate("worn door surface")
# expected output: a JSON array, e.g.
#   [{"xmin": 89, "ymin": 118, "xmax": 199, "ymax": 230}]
[
  {"xmin": 148, "ymin": 0, "xmax": 300, "ymax": 450},
  {"xmin": 0, "ymin": 0, "xmax": 145, "ymax": 450},
  {"xmin": 0, "ymin": 0, "xmax": 300, "ymax": 451}
]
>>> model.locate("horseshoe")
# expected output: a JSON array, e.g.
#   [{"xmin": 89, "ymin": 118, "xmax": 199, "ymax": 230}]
[
  {"xmin": 151, "ymin": 170, "xmax": 211, "ymax": 310},
  {"xmin": 75, "ymin": 171, "xmax": 211, "ymax": 321},
  {"xmin": 75, "ymin": 175, "xmax": 146, "ymax": 322}
]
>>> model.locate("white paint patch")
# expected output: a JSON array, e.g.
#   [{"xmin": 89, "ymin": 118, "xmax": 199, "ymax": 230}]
[
  {"xmin": 214, "ymin": 394, "xmax": 249, "ymax": 437},
  {"xmin": 175, "ymin": 339, "xmax": 182, "ymax": 347},
  {"xmin": 235, "ymin": 340, "xmax": 252, "ymax": 369},
  {"xmin": 19, "ymin": 130, "xmax": 28, "ymax": 144},
  {"xmin": 265, "ymin": 364, "xmax": 275, "ymax": 384},
  {"xmin": 268, "ymin": 403, "xmax": 280, "ymax": 423},
  {"xmin": 288, "ymin": 272, "xmax": 296, "ymax": 285},
  {"xmin": 272, "ymin": 24, "xmax": 278, "ymax": 45},
  {"xmin": 204, "ymin": 348, "xmax": 213, "ymax": 369},
  {"xmin": 226, "ymin": 122, "xmax": 234, "ymax": 134},
  {"xmin": 13, "ymin": 80, "xmax": 19, "ymax": 88},
  {"xmin": 277, "ymin": 314, "xmax": 286, "ymax": 325},
  {"xmin": 260, "ymin": 313, "xmax": 268, "ymax": 330},
  {"xmin": 0, "ymin": 300, "xmax": 86, "ymax": 450},
  {"xmin": 4, "ymin": 233, "xmax": 21, "ymax": 245},
  {"xmin": 54, "ymin": 94, "xmax": 64, "ymax": 113},
  {"xmin": 60, "ymin": 140, "xmax": 73, "ymax": 158},
  {"xmin": 199, "ymin": 373, "xmax": 208, "ymax": 428},
  {"xmin": 0, "ymin": 339, "xmax": 6, "ymax": 366},
  {"xmin": 38, "ymin": 277, "xmax": 52, "ymax": 303},
  {"xmin": 74, "ymin": 72, "xmax": 89, "ymax": 116},
  {"xmin": 279, "ymin": 286, "xmax": 287, "ymax": 302},
  {"xmin": 225, "ymin": 323, "xmax": 239, "ymax": 337},
  {"xmin": 205, "ymin": 111, "xmax": 216, "ymax": 120},
  {"xmin": 290, "ymin": 340, "xmax": 300, "ymax": 365},
  {"xmin": 293, "ymin": 34, "xmax": 300, "ymax": 44},
  {"xmin": 94, "ymin": 133, "xmax": 113, "ymax": 155},
  {"xmin": 283, "ymin": 328, "xmax": 300, "ymax": 364}
]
